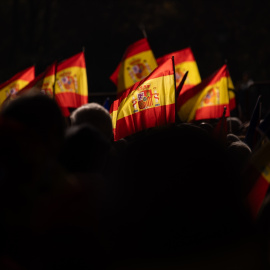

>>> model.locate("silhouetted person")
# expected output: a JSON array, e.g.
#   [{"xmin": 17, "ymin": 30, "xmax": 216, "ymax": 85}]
[{"xmin": 107, "ymin": 123, "xmax": 267, "ymax": 269}]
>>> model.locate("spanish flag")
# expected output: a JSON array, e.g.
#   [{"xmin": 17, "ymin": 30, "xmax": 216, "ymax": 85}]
[
  {"xmin": 110, "ymin": 38, "xmax": 158, "ymax": 95},
  {"xmin": 244, "ymin": 141, "xmax": 270, "ymax": 219},
  {"xmin": 54, "ymin": 52, "xmax": 88, "ymax": 109},
  {"xmin": 19, "ymin": 62, "xmax": 55, "ymax": 97},
  {"xmin": 1, "ymin": 63, "xmax": 55, "ymax": 109},
  {"xmin": 157, "ymin": 47, "xmax": 201, "ymax": 94},
  {"xmin": 110, "ymin": 58, "xmax": 175, "ymax": 141},
  {"xmin": 177, "ymin": 64, "xmax": 230, "ymax": 122},
  {"xmin": 0, "ymin": 66, "xmax": 35, "ymax": 106}
]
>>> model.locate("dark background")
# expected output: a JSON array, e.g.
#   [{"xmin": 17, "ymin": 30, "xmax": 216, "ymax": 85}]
[{"xmin": 0, "ymin": 0, "xmax": 270, "ymax": 104}]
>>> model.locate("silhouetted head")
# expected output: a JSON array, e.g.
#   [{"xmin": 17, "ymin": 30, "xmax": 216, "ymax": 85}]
[
  {"xmin": 59, "ymin": 123, "xmax": 111, "ymax": 174},
  {"xmin": 70, "ymin": 102, "xmax": 113, "ymax": 142},
  {"xmin": 0, "ymin": 93, "xmax": 66, "ymax": 156}
]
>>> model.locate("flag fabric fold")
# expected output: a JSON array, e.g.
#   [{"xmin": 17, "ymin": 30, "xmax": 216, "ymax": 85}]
[
  {"xmin": 110, "ymin": 58, "xmax": 175, "ymax": 141},
  {"xmin": 110, "ymin": 38, "xmax": 158, "ymax": 95},
  {"xmin": 54, "ymin": 52, "xmax": 88, "ymax": 109},
  {"xmin": 157, "ymin": 47, "xmax": 201, "ymax": 95},
  {"xmin": 0, "ymin": 66, "xmax": 35, "ymax": 106},
  {"xmin": 177, "ymin": 64, "xmax": 230, "ymax": 122}
]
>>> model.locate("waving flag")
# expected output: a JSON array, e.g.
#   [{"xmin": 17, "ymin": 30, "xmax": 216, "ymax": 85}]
[
  {"xmin": 0, "ymin": 66, "xmax": 35, "ymax": 106},
  {"xmin": 19, "ymin": 62, "xmax": 55, "ymax": 97},
  {"xmin": 157, "ymin": 47, "xmax": 201, "ymax": 94},
  {"xmin": 110, "ymin": 58, "xmax": 175, "ymax": 141},
  {"xmin": 177, "ymin": 64, "xmax": 230, "ymax": 122},
  {"xmin": 110, "ymin": 38, "xmax": 158, "ymax": 95},
  {"xmin": 54, "ymin": 52, "xmax": 88, "ymax": 109},
  {"xmin": 2, "ymin": 63, "xmax": 56, "ymax": 108}
]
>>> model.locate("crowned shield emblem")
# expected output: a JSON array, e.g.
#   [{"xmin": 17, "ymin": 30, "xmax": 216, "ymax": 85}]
[
  {"xmin": 57, "ymin": 72, "xmax": 78, "ymax": 92},
  {"xmin": 132, "ymin": 84, "xmax": 160, "ymax": 113},
  {"xmin": 200, "ymin": 87, "xmax": 220, "ymax": 107}
]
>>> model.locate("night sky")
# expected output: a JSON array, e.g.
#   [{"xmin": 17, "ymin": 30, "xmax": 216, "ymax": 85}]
[{"xmin": 1, "ymin": 0, "xmax": 270, "ymax": 101}]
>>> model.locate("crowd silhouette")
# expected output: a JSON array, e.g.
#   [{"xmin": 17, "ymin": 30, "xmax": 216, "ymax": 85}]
[{"xmin": 0, "ymin": 91, "xmax": 270, "ymax": 270}]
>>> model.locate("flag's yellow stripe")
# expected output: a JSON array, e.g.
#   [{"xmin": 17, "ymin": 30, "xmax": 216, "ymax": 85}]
[
  {"xmin": 175, "ymin": 61, "xmax": 201, "ymax": 86},
  {"xmin": 116, "ymin": 75, "xmax": 175, "ymax": 121},
  {"xmin": 55, "ymin": 66, "xmax": 87, "ymax": 96},
  {"xmin": 117, "ymin": 50, "xmax": 157, "ymax": 93},
  {"xmin": 0, "ymin": 79, "xmax": 30, "ymax": 105},
  {"xmin": 111, "ymin": 108, "xmax": 118, "ymax": 129},
  {"xmin": 228, "ymin": 76, "xmax": 234, "ymax": 89}
]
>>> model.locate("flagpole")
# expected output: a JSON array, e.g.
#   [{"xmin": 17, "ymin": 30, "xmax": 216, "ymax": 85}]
[{"xmin": 139, "ymin": 23, "xmax": 147, "ymax": 39}]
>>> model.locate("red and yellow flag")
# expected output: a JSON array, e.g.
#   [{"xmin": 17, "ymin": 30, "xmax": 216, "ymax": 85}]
[
  {"xmin": 19, "ymin": 62, "xmax": 55, "ymax": 97},
  {"xmin": 157, "ymin": 47, "xmax": 201, "ymax": 95},
  {"xmin": 244, "ymin": 141, "xmax": 270, "ymax": 219},
  {"xmin": 177, "ymin": 64, "xmax": 230, "ymax": 122},
  {"xmin": 0, "ymin": 66, "xmax": 35, "ymax": 106},
  {"xmin": 2, "ymin": 63, "xmax": 55, "ymax": 108},
  {"xmin": 110, "ymin": 58, "xmax": 175, "ymax": 141},
  {"xmin": 54, "ymin": 52, "xmax": 88, "ymax": 109},
  {"xmin": 110, "ymin": 38, "xmax": 158, "ymax": 95}
]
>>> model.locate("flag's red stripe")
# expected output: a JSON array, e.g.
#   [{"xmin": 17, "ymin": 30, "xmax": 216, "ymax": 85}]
[
  {"xmin": 123, "ymin": 38, "xmax": 151, "ymax": 59},
  {"xmin": 55, "ymin": 92, "xmax": 88, "ymax": 108},
  {"xmin": 110, "ymin": 63, "xmax": 121, "ymax": 85},
  {"xmin": 229, "ymin": 97, "xmax": 236, "ymax": 110},
  {"xmin": 115, "ymin": 104, "xmax": 175, "ymax": 141},
  {"xmin": 194, "ymin": 104, "xmax": 230, "ymax": 121},
  {"xmin": 247, "ymin": 174, "xmax": 269, "ymax": 219},
  {"xmin": 157, "ymin": 47, "xmax": 195, "ymax": 65},
  {"xmin": 57, "ymin": 52, "xmax": 86, "ymax": 71},
  {"xmin": 0, "ymin": 66, "xmax": 35, "ymax": 89},
  {"xmin": 60, "ymin": 106, "xmax": 70, "ymax": 117},
  {"xmin": 44, "ymin": 62, "xmax": 56, "ymax": 76},
  {"xmin": 110, "ymin": 99, "xmax": 119, "ymax": 114}
]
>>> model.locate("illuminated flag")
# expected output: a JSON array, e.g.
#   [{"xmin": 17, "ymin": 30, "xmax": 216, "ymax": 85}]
[
  {"xmin": 110, "ymin": 38, "xmax": 158, "ymax": 95},
  {"xmin": 157, "ymin": 47, "xmax": 201, "ymax": 94},
  {"xmin": 110, "ymin": 58, "xmax": 175, "ymax": 141},
  {"xmin": 244, "ymin": 141, "xmax": 270, "ymax": 219},
  {"xmin": 177, "ymin": 64, "xmax": 230, "ymax": 122},
  {"xmin": 0, "ymin": 66, "xmax": 35, "ymax": 106},
  {"xmin": 54, "ymin": 52, "xmax": 88, "ymax": 109}
]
